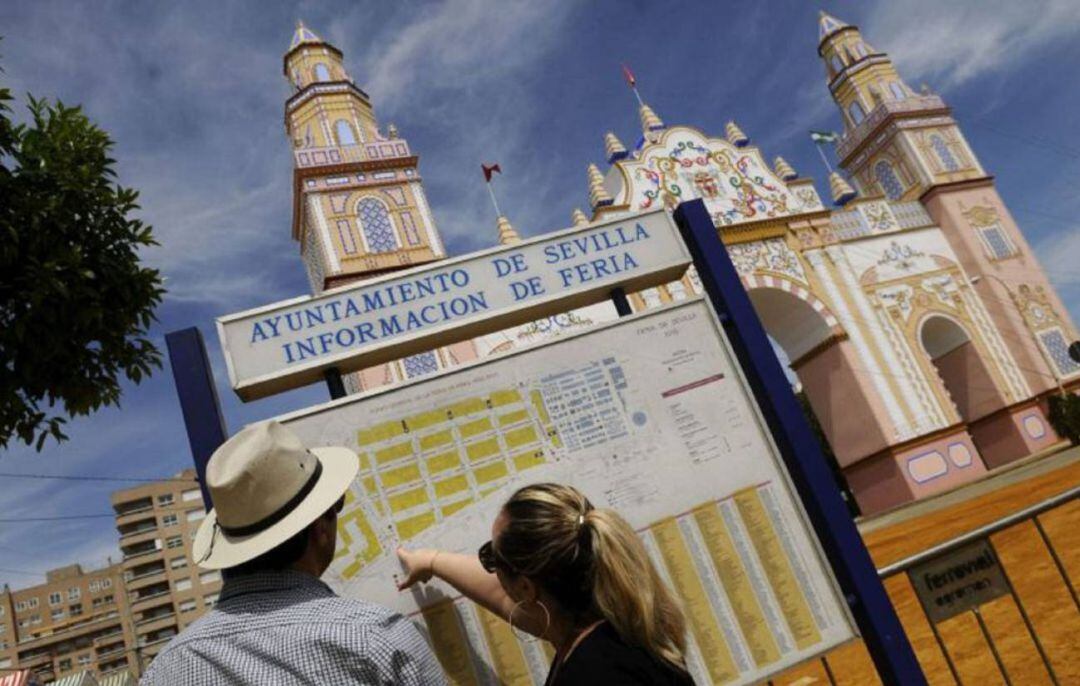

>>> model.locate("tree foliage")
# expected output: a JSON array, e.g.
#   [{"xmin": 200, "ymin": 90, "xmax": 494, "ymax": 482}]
[
  {"xmin": 1047, "ymin": 393, "xmax": 1080, "ymax": 446},
  {"xmin": 0, "ymin": 71, "xmax": 165, "ymax": 450}
]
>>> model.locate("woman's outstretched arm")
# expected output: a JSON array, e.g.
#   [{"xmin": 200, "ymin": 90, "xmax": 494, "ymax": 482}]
[{"xmin": 396, "ymin": 548, "xmax": 548, "ymax": 637}]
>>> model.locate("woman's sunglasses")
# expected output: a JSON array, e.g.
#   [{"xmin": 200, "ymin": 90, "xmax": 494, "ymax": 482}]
[{"xmin": 478, "ymin": 540, "xmax": 512, "ymax": 574}]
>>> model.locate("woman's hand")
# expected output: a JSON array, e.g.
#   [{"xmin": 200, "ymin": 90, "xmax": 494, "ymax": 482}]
[{"xmin": 396, "ymin": 547, "xmax": 440, "ymax": 590}]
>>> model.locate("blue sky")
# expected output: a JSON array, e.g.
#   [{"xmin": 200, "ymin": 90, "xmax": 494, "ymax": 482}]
[{"xmin": 2, "ymin": 0, "xmax": 1080, "ymax": 587}]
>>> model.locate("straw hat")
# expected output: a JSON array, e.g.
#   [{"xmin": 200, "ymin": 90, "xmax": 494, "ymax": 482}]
[{"xmin": 193, "ymin": 421, "xmax": 358, "ymax": 569}]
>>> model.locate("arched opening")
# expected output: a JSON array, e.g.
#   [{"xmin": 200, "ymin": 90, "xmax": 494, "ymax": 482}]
[
  {"xmin": 356, "ymin": 197, "xmax": 399, "ymax": 253},
  {"xmin": 334, "ymin": 120, "xmax": 357, "ymax": 146},
  {"xmin": 919, "ymin": 315, "xmax": 1005, "ymax": 425},
  {"xmin": 748, "ymin": 287, "xmax": 881, "ymax": 515},
  {"xmin": 874, "ymin": 160, "xmax": 904, "ymax": 200},
  {"xmin": 313, "ymin": 62, "xmax": 331, "ymax": 82},
  {"xmin": 847, "ymin": 100, "xmax": 865, "ymax": 126},
  {"xmin": 930, "ymin": 134, "xmax": 959, "ymax": 172}
]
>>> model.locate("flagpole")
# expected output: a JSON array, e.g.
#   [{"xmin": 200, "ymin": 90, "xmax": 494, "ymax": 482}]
[
  {"xmin": 631, "ymin": 85, "xmax": 645, "ymax": 108},
  {"xmin": 486, "ymin": 180, "xmax": 502, "ymax": 218},
  {"xmin": 814, "ymin": 142, "xmax": 835, "ymax": 174}
]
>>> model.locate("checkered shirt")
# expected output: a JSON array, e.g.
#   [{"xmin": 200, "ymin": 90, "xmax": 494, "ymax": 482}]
[{"xmin": 140, "ymin": 570, "xmax": 446, "ymax": 686}]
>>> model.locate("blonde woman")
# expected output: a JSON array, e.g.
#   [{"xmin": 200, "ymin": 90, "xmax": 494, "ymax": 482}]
[{"xmin": 397, "ymin": 483, "xmax": 694, "ymax": 685}]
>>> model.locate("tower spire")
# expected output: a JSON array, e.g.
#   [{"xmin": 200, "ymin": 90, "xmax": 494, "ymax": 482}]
[
  {"xmin": 495, "ymin": 215, "xmax": 522, "ymax": 245},
  {"xmin": 604, "ymin": 131, "xmax": 628, "ymax": 163},
  {"xmin": 587, "ymin": 164, "xmax": 613, "ymax": 209},
  {"xmin": 773, "ymin": 156, "xmax": 798, "ymax": 181},
  {"xmin": 639, "ymin": 103, "xmax": 665, "ymax": 134},
  {"xmin": 725, "ymin": 121, "xmax": 749, "ymax": 147},
  {"xmin": 817, "ymin": 10, "xmax": 850, "ymax": 45}
]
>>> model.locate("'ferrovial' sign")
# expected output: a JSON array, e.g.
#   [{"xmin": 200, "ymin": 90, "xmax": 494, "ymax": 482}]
[{"xmin": 217, "ymin": 209, "xmax": 690, "ymax": 400}]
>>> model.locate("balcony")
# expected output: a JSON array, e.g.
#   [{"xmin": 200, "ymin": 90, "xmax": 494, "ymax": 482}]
[
  {"xmin": 293, "ymin": 139, "xmax": 413, "ymax": 171},
  {"xmin": 126, "ymin": 561, "xmax": 166, "ymax": 585},
  {"xmin": 93, "ymin": 630, "xmax": 125, "ymax": 646},
  {"xmin": 128, "ymin": 590, "xmax": 171, "ymax": 613},
  {"xmin": 118, "ymin": 520, "xmax": 158, "ymax": 540},
  {"xmin": 17, "ymin": 653, "xmax": 51, "ymax": 668},
  {"xmin": 121, "ymin": 542, "xmax": 160, "ymax": 562},
  {"xmin": 113, "ymin": 498, "xmax": 153, "ymax": 519},
  {"xmin": 134, "ymin": 611, "xmax": 176, "ymax": 634},
  {"xmin": 99, "ymin": 659, "xmax": 130, "ymax": 675},
  {"xmin": 836, "ymin": 94, "xmax": 948, "ymax": 161},
  {"xmin": 14, "ymin": 616, "xmax": 123, "ymax": 652},
  {"xmin": 95, "ymin": 644, "xmax": 126, "ymax": 660}
]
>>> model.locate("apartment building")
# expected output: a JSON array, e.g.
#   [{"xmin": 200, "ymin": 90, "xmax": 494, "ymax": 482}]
[
  {"xmin": 0, "ymin": 470, "xmax": 219, "ymax": 682},
  {"xmin": 0, "ymin": 564, "xmax": 132, "ymax": 683},
  {"xmin": 109, "ymin": 469, "xmax": 221, "ymax": 668}
]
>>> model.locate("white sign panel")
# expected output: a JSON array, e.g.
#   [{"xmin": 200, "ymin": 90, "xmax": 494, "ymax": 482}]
[
  {"xmin": 218, "ymin": 209, "xmax": 689, "ymax": 400},
  {"xmin": 278, "ymin": 299, "xmax": 856, "ymax": 685}
]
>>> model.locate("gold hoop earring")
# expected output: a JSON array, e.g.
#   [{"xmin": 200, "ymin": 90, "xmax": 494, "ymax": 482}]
[{"xmin": 508, "ymin": 599, "xmax": 550, "ymax": 644}]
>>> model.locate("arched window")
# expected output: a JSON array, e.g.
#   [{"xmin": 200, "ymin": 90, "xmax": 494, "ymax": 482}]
[
  {"xmin": 930, "ymin": 134, "xmax": 959, "ymax": 171},
  {"xmin": 848, "ymin": 101, "xmax": 865, "ymax": 125},
  {"xmin": 854, "ymin": 42, "xmax": 869, "ymax": 58},
  {"xmin": 357, "ymin": 198, "xmax": 398, "ymax": 253},
  {"xmin": 313, "ymin": 63, "xmax": 331, "ymax": 82},
  {"xmin": 830, "ymin": 55, "xmax": 844, "ymax": 73},
  {"xmin": 889, "ymin": 81, "xmax": 906, "ymax": 101},
  {"xmin": 334, "ymin": 120, "xmax": 356, "ymax": 146},
  {"xmin": 874, "ymin": 161, "xmax": 904, "ymax": 199}
]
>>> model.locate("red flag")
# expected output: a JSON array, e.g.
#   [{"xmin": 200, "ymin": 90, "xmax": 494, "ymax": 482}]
[
  {"xmin": 482, "ymin": 163, "xmax": 501, "ymax": 182},
  {"xmin": 621, "ymin": 63, "xmax": 636, "ymax": 88}
]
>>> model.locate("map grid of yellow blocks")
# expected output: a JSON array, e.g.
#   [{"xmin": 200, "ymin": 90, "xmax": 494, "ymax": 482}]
[{"xmin": 334, "ymin": 385, "xmax": 561, "ymax": 579}]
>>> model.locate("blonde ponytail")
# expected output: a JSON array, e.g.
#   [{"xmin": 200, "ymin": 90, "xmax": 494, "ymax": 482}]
[
  {"xmin": 585, "ymin": 508, "xmax": 688, "ymax": 670},
  {"xmin": 497, "ymin": 483, "xmax": 688, "ymax": 671}
]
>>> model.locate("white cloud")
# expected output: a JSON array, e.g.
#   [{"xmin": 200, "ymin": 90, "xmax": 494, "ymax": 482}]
[
  {"xmin": 355, "ymin": 0, "xmax": 574, "ymax": 113},
  {"xmin": 324, "ymin": 0, "xmax": 581, "ymax": 251},
  {"xmin": 864, "ymin": 0, "xmax": 1080, "ymax": 89}
]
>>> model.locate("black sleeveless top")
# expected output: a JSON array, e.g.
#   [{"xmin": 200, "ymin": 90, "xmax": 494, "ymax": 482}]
[{"xmin": 544, "ymin": 622, "xmax": 696, "ymax": 685}]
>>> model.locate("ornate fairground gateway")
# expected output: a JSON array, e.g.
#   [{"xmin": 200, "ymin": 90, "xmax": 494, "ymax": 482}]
[{"xmin": 278, "ymin": 14, "xmax": 1077, "ymax": 514}]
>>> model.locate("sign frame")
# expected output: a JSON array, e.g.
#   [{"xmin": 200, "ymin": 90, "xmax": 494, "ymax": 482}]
[
  {"xmin": 216, "ymin": 209, "xmax": 690, "ymax": 401},
  {"xmin": 167, "ymin": 199, "xmax": 924, "ymax": 684},
  {"xmin": 672, "ymin": 199, "xmax": 924, "ymax": 684}
]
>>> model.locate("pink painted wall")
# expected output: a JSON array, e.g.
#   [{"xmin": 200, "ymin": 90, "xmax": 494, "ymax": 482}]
[
  {"xmin": 896, "ymin": 430, "xmax": 987, "ymax": 499},
  {"xmin": 923, "ymin": 183, "xmax": 1073, "ymax": 397},
  {"xmin": 970, "ymin": 403, "xmax": 1060, "ymax": 469},
  {"xmin": 847, "ymin": 427, "xmax": 988, "ymax": 514},
  {"xmin": 933, "ymin": 340, "xmax": 1006, "ymax": 421},
  {"xmin": 793, "ymin": 338, "xmax": 891, "ymax": 468}
]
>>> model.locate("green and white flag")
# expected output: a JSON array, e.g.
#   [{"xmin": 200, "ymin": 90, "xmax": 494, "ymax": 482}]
[{"xmin": 810, "ymin": 130, "xmax": 839, "ymax": 144}]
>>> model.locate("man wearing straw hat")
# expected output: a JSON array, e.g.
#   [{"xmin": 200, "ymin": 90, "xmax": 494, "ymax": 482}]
[{"xmin": 140, "ymin": 421, "xmax": 445, "ymax": 685}]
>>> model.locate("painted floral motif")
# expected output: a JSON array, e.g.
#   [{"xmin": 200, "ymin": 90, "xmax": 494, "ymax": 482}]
[
  {"xmin": 862, "ymin": 202, "xmax": 896, "ymax": 232},
  {"xmin": 728, "ymin": 238, "xmax": 807, "ymax": 283},
  {"xmin": 796, "ymin": 186, "xmax": 823, "ymax": 211},
  {"xmin": 634, "ymin": 137, "xmax": 796, "ymax": 225},
  {"xmin": 878, "ymin": 284, "xmax": 915, "ymax": 321},
  {"xmin": 921, "ymin": 274, "xmax": 959, "ymax": 309},
  {"xmin": 877, "ymin": 240, "xmax": 924, "ymax": 272},
  {"xmin": 1012, "ymin": 284, "xmax": 1060, "ymax": 332}
]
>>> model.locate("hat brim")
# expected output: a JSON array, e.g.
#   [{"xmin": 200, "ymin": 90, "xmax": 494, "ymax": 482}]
[{"xmin": 193, "ymin": 446, "xmax": 359, "ymax": 570}]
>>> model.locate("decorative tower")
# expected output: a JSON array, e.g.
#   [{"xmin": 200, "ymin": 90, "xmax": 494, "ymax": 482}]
[
  {"xmin": 284, "ymin": 22, "xmax": 445, "ymax": 294},
  {"xmin": 820, "ymin": 12, "xmax": 1079, "ymax": 463},
  {"xmin": 818, "ymin": 11, "xmax": 984, "ymax": 200},
  {"xmin": 283, "ymin": 22, "xmax": 474, "ymax": 392}
]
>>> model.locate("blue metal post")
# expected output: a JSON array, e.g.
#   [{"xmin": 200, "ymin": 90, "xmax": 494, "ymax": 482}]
[
  {"xmin": 673, "ymin": 199, "xmax": 925, "ymax": 685},
  {"xmin": 165, "ymin": 327, "xmax": 228, "ymax": 508}
]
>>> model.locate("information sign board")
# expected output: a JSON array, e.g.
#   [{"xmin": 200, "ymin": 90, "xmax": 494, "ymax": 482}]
[
  {"xmin": 908, "ymin": 540, "xmax": 1009, "ymax": 623},
  {"xmin": 217, "ymin": 209, "xmax": 689, "ymax": 400},
  {"xmin": 276, "ymin": 298, "xmax": 857, "ymax": 685}
]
